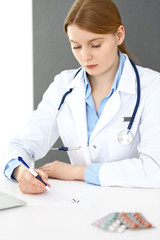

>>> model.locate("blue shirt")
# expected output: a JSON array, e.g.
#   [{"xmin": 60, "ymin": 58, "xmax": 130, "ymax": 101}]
[
  {"xmin": 4, "ymin": 52, "xmax": 126, "ymax": 185},
  {"xmin": 84, "ymin": 52, "xmax": 126, "ymax": 185}
]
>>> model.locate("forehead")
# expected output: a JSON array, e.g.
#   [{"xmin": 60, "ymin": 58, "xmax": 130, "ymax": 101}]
[{"xmin": 67, "ymin": 24, "xmax": 105, "ymax": 43}]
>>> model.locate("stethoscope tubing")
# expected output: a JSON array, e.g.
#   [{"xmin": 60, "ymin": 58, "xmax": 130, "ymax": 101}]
[
  {"xmin": 48, "ymin": 58, "xmax": 140, "ymax": 149},
  {"xmin": 127, "ymin": 58, "xmax": 141, "ymax": 130}
]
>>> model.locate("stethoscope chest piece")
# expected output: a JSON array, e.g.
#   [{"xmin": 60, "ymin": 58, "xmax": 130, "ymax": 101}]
[
  {"xmin": 48, "ymin": 58, "xmax": 140, "ymax": 150},
  {"xmin": 117, "ymin": 58, "xmax": 140, "ymax": 146},
  {"xmin": 117, "ymin": 130, "xmax": 134, "ymax": 146}
]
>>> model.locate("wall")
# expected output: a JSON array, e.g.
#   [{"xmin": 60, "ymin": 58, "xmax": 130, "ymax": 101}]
[
  {"xmin": 32, "ymin": 0, "xmax": 160, "ymax": 167},
  {"xmin": 33, "ymin": 0, "xmax": 76, "ymax": 167},
  {"xmin": 114, "ymin": 0, "xmax": 160, "ymax": 72},
  {"xmin": 0, "ymin": 0, "xmax": 33, "ymax": 173}
]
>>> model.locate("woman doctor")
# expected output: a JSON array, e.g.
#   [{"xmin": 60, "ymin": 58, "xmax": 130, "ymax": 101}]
[{"xmin": 4, "ymin": 0, "xmax": 160, "ymax": 194}]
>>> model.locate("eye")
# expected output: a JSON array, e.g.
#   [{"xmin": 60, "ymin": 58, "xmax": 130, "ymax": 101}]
[
  {"xmin": 92, "ymin": 44, "xmax": 101, "ymax": 48},
  {"xmin": 73, "ymin": 46, "xmax": 81, "ymax": 49}
]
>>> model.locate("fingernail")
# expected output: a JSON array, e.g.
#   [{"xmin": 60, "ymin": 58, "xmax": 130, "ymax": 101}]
[{"xmin": 45, "ymin": 178, "xmax": 49, "ymax": 183}]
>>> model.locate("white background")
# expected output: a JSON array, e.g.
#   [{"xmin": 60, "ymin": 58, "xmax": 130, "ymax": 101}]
[{"xmin": 0, "ymin": 0, "xmax": 33, "ymax": 172}]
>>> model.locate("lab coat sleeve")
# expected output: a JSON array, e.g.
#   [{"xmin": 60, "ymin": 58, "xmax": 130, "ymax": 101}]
[
  {"xmin": 4, "ymin": 159, "xmax": 21, "ymax": 182},
  {"xmin": 98, "ymin": 77, "xmax": 160, "ymax": 188},
  {"xmin": 3, "ymin": 72, "xmax": 67, "ymax": 173}
]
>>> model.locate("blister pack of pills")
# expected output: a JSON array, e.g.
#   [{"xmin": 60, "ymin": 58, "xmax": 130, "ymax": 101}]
[
  {"xmin": 119, "ymin": 212, "xmax": 152, "ymax": 229},
  {"xmin": 92, "ymin": 212, "xmax": 152, "ymax": 233}
]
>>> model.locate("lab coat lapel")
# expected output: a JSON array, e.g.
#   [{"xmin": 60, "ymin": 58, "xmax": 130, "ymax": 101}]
[
  {"xmin": 66, "ymin": 70, "xmax": 92, "ymax": 165},
  {"xmin": 90, "ymin": 56, "xmax": 136, "ymax": 141},
  {"xmin": 90, "ymin": 91, "xmax": 121, "ymax": 140},
  {"xmin": 118, "ymin": 56, "xmax": 137, "ymax": 94}
]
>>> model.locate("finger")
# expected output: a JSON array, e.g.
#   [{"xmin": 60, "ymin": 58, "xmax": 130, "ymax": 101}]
[
  {"xmin": 39, "ymin": 166, "xmax": 50, "ymax": 172},
  {"xmin": 38, "ymin": 167, "xmax": 49, "ymax": 173},
  {"xmin": 38, "ymin": 167, "xmax": 53, "ymax": 176},
  {"xmin": 36, "ymin": 169, "xmax": 48, "ymax": 179},
  {"xmin": 23, "ymin": 170, "xmax": 46, "ymax": 190},
  {"xmin": 19, "ymin": 182, "xmax": 46, "ymax": 194},
  {"xmin": 38, "ymin": 168, "xmax": 52, "ymax": 176},
  {"xmin": 18, "ymin": 173, "xmax": 46, "ymax": 194},
  {"xmin": 38, "ymin": 168, "xmax": 50, "ymax": 175},
  {"xmin": 35, "ymin": 169, "xmax": 51, "ymax": 189},
  {"xmin": 36, "ymin": 169, "xmax": 49, "ymax": 183}
]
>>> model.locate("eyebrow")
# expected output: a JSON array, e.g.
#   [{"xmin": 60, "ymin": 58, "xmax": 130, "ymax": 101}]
[{"xmin": 69, "ymin": 38, "xmax": 104, "ymax": 44}]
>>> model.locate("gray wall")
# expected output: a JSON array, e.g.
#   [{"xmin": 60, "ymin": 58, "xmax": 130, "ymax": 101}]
[
  {"xmin": 33, "ymin": 0, "xmax": 160, "ymax": 168},
  {"xmin": 33, "ymin": 0, "xmax": 76, "ymax": 167},
  {"xmin": 114, "ymin": 0, "xmax": 160, "ymax": 71}
]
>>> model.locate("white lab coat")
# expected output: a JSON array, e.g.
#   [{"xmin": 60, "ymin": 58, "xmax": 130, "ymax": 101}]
[{"xmin": 4, "ymin": 56, "xmax": 160, "ymax": 188}]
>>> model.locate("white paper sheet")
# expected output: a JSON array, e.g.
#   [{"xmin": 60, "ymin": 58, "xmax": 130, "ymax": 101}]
[{"xmin": 0, "ymin": 177, "xmax": 106, "ymax": 208}]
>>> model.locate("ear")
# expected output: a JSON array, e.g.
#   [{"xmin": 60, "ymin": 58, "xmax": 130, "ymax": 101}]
[{"xmin": 116, "ymin": 25, "xmax": 125, "ymax": 45}]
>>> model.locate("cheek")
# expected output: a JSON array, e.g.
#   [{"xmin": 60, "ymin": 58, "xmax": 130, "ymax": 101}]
[
  {"xmin": 72, "ymin": 50, "xmax": 81, "ymax": 62},
  {"xmin": 101, "ymin": 44, "xmax": 118, "ymax": 61},
  {"xmin": 109, "ymin": 41, "xmax": 119, "ymax": 55}
]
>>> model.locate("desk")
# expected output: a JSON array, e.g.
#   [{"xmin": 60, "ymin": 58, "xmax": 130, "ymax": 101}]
[{"xmin": 0, "ymin": 175, "xmax": 160, "ymax": 240}]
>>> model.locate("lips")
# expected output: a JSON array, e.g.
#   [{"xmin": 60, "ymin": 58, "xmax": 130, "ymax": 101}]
[{"xmin": 86, "ymin": 64, "xmax": 98, "ymax": 69}]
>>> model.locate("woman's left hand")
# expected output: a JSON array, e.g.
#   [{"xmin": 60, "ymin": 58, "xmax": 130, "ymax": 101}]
[{"xmin": 38, "ymin": 161, "xmax": 87, "ymax": 181}]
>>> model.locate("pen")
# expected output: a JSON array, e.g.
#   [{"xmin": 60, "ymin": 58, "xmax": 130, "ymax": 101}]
[{"xmin": 18, "ymin": 156, "xmax": 50, "ymax": 191}]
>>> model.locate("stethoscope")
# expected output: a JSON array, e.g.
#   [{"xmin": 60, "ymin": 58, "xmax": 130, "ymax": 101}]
[
  {"xmin": 117, "ymin": 58, "xmax": 141, "ymax": 145},
  {"xmin": 48, "ymin": 58, "xmax": 140, "ymax": 151}
]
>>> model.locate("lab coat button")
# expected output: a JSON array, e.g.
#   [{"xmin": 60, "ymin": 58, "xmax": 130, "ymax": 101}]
[{"xmin": 93, "ymin": 145, "xmax": 97, "ymax": 149}]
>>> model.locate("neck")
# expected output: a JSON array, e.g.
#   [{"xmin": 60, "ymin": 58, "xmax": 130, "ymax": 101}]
[{"xmin": 88, "ymin": 55, "xmax": 119, "ymax": 90}]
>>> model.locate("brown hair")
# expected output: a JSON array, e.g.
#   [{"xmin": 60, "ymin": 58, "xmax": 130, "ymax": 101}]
[{"xmin": 64, "ymin": 0, "xmax": 131, "ymax": 57}]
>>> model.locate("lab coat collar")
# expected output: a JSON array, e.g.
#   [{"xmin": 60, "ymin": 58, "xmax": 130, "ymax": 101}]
[
  {"xmin": 68, "ymin": 67, "xmax": 83, "ymax": 89},
  {"xmin": 69, "ymin": 55, "xmax": 137, "ymax": 94},
  {"xmin": 90, "ymin": 56, "xmax": 137, "ymax": 141},
  {"xmin": 65, "ymin": 56, "xmax": 137, "ymax": 155},
  {"xmin": 118, "ymin": 55, "xmax": 137, "ymax": 94}
]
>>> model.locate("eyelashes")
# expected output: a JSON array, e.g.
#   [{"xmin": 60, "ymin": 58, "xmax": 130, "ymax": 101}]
[
  {"xmin": 92, "ymin": 44, "xmax": 101, "ymax": 48},
  {"xmin": 73, "ymin": 46, "xmax": 81, "ymax": 49},
  {"xmin": 73, "ymin": 44, "xmax": 101, "ymax": 49}
]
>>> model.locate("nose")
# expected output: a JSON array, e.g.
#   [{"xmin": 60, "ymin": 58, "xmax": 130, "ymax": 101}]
[{"xmin": 81, "ymin": 47, "xmax": 92, "ymax": 62}]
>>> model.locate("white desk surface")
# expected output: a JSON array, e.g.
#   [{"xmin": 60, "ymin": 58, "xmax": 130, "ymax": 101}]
[{"xmin": 0, "ymin": 175, "xmax": 160, "ymax": 240}]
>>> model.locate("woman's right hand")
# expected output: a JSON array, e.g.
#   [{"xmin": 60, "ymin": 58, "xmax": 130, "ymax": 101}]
[{"xmin": 13, "ymin": 165, "xmax": 49, "ymax": 194}]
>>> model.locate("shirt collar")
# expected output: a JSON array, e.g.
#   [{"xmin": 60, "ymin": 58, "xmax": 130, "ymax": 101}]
[{"xmin": 82, "ymin": 51, "xmax": 126, "ymax": 99}]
